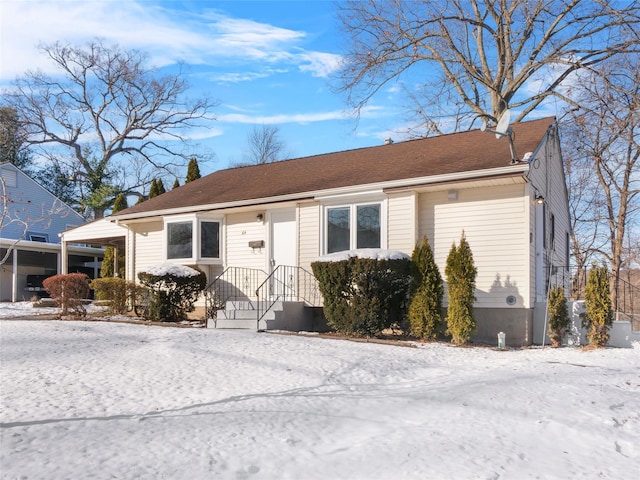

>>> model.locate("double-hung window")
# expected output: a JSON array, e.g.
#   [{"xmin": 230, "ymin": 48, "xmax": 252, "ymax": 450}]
[
  {"xmin": 165, "ymin": 215, "xmax": 221, "ymax": 263},
  {"xmin": 325, "ymin": 203, "xmax": 382, "ymax": 254}
]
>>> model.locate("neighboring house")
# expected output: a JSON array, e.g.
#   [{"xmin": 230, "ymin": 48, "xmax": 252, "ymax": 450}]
[
  {"xmin": 0, "ymin": 163, "xmax": 103, "ymax": 301},
  {"xmin": 61, "ymin": 117, "xmax": 571, "ymax": 345}
]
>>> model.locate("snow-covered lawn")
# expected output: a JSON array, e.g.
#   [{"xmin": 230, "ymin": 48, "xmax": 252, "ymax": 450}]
[{"xmin": 1, "ymin": 316, "xmax": 639, "ymax": 479}]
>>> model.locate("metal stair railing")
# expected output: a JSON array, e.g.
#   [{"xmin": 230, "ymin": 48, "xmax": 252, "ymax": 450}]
[
  {"xmin": 255, "ymin": 266, "xmax": 321, "ymax": 328},
  {"xmin": 204, "ymin": 267, "xmax": 266, "ymax": 320}
]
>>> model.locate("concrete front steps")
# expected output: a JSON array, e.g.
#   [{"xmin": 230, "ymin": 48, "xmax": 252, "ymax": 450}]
[
  {"xmin": 207, "ymin": 301, "xmax": 327, "ymax": 332},
  {"xmin": 208, "ymin": 300, "xmax": 318, "ymax": 331}
]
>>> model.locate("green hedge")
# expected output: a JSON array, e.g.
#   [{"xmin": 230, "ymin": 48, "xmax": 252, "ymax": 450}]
[
  {"xmin": 311, "ymin": 253, "xmax": 412, "ymax": 337},
  {"xmin": 90, "ymin": 277, "xmax": 139, "ymax": 315}
]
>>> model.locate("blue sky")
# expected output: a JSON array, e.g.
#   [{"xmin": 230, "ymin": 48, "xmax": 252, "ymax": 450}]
[{"xmin": 1, "ymin": 0, "xmax": 405, "ymax": 175}]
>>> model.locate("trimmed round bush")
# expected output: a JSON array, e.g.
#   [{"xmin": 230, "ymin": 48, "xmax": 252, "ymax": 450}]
[
  {"xmin": 137, "ymin": 264, "xmax": 207, "ymax": 322},
  {"xmin": 43, "ymin": 273, "xmax": 90, "ymax": 318},
  {"xmin": 312, "ymin": 249, "xmax": 412, "ymax": 337}
]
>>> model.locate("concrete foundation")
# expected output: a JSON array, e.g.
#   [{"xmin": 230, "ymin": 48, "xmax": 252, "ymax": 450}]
[{"xmin": 471, "ymin": 308, "xmax": 534, "ymax": 347}]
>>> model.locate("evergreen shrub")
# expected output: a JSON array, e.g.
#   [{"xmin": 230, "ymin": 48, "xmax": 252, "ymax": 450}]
[
  {"xmin": 444, "ymin": 233, "xmax": 477, "ymax": 345},
  {"xmin": 43, "ymin": 273, "xmax": 90, "ymax": 318},
  {"xmin": 408, "ymin": 236, "xmax": 443, "ymax": 340},
  {"xmin": 90, "ymin": 277, "xmax": 136, "ymax": 314},
  {"xmin": 583, "ymin": 263, "xmax": 613, "ymax": 347},
  {"xmin": 547, "ymin": 286, "xmax": 570, "ymax": 347},
  {"xmin": 137, "ymin": 264, "xmax": 207, "ymax": 322},
  {"xmin": 311, "ymin": 252, "xmax": 412, "ymax": 337}
]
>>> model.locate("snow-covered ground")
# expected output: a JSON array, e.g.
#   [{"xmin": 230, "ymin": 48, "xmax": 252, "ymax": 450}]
[
  {"xmin": 1, "ymin": 305, "xmax": 639, "ymax": 479},
  {"xmin": 0, "ymin": 300, "xmax": 62, "ymax": 318}
]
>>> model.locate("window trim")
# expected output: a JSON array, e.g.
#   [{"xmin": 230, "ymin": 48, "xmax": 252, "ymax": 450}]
[
  {"xmin": 322, "ymin": 200, "xmax": 386, "ymax": 254},
  {"xmin": 164, "ymin": 214, "xmax": 223, "ymax": 264}
]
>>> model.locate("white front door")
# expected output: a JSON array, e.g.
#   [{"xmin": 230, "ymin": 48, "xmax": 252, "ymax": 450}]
[{"xmin": 270, "ymin": 209, "xmax": 296, "ymax": 298}]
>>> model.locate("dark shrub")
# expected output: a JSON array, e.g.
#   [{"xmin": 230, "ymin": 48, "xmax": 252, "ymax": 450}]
[
  {"xmin": 312, "ymin": 251, "xmax": 412, "ymax": 337},
  {"xmin": 137, "ymin": 264, "xmax": 207, "ymax": 322},
  {"xmin": 43, "ymin": 273, "xmax": 90, "ymax": 318}
]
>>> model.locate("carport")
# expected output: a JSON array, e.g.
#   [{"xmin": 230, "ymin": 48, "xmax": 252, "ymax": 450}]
[
  {"xmin": 60, "ymin": 218, "xmax": 128, "ymax": 279},
  {"xmin": 0, "ymin": 238, "xmax": 104, "ymax": 302}
]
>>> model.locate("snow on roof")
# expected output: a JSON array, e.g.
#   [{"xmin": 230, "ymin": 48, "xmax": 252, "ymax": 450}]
[{"xmin": 316, "ymin": 248, "xmax": 410, "ymax": 263}]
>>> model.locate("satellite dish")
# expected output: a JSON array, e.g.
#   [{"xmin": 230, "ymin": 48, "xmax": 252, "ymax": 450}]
[
  {"xmin": 479, "ymin": 108, "xmax": 519, "ymax": 163},
  {"xmin": 495, "ymin": 109, "xmax": 511, "ymax": 140}
]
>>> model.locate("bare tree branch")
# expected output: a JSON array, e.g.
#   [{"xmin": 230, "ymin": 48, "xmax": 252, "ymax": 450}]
[
  {"xmin": 239, "ymin": 124, "xmax": 289, "ymax": 166},
  {"xmin": 336, "ymin": 0, "xmax": 640, "ymax": 131},
  {"xmin": 563, "ymin": 51, "xmax": 640, "ymax": 309},
  {"xmin": 2, "ymin": 40, "xmax": 219, "ymax": 218}
]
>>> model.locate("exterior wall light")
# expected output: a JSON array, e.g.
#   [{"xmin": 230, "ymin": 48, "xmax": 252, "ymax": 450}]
[
  {"xmin": 535, "ymin": 194, "xmax": 545, "ymax": 205},
  {"xmin": 256, "ymin": 213, "xmax": 264, "ymax": 222}
]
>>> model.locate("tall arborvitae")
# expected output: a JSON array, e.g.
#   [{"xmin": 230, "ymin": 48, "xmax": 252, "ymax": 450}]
[
  {"xmin": 172, "ymin": 178, "xmax": 180, "ymax": 190},
  {"xmin": 445, "ymin": 232, "xmax": 477, "ymax": 345},
  {"xmin": 148, "ymin": 178, "xmax": 159, "ymax": 198},
  {"xmin": 157, "ymin": 178, "xmax": 166, "ymax": 195},
  {"xmin": 408, "ymin": 236, "xmax": 443, "ymax": 340},
  {"xmin": 112, "ymin": 193, "xmax": 128, "ymax": 212},
  {"xmin": 547, "ymin": 286, "xmax": 570, "ymax": 347},
  {"xmin": 584, "ymin": 263, "xmax": 613, "ymax": 347},
  {"xmin": 100, "ymin": 193, "xmax": 128, "ymax": 278},
  {"xmin": 186, "ymin": 157, "xmax": 201, "ymax": 183}
]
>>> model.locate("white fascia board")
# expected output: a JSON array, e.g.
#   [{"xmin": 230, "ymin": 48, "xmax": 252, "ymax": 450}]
[
  {"xmin": 112, "ymin": 164, "xmax": 530, "ymax": 222},
  {"xmin": 0, "ymin": 237, "xmax": 103, "ymax": 255}
]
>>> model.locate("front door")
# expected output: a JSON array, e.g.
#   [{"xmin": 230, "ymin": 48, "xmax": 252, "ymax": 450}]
[{"xmin": 270, "ymin": 209, "xmax": 296, "ymax": 299}]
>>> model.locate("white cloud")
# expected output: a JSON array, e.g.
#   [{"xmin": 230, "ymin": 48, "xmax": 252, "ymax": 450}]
[
  {"xmin": 217, "ymin": 110, "xmax": 350, "ymax": 125},
  {"xmin": 0, "ymin": 1, "xmax": 341, "ymax": 82},
  {"xmin": 298, "ymin": 51, "xmax": 343, "ymax": 78}
]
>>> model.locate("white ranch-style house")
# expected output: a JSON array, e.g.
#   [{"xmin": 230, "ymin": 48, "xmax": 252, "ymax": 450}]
[
  {"xmin": 0, "ymin": 163, "xmax": 103, "ymax": 301},
  {"xmin": 61, "ymin": 117, "xmax": 570, "ymax": 345}
]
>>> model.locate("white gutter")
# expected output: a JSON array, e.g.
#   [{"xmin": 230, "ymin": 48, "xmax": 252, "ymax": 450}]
[{"xmin": 111, "ymin": 163, "xmax": 530, "ymax": 222}]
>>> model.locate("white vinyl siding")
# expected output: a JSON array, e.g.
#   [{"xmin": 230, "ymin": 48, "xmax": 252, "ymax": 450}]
[
  {"xmin": 419, "ymin": 184, "xmax": 529, "ymax": 308},
  {"xmin": 225, "ymin": 212, "xmax": 267, "ymax": 271},
  {"xmin": 387, "ymin": 191, "xmax": 417, "ymax": 253},
  {"xmin": 131, "ymin": 221, "xmax": 164, "ymax": 277},
  {"xmin": 298, "ymin": 202, "xmax": 320, "ymax": 270}
]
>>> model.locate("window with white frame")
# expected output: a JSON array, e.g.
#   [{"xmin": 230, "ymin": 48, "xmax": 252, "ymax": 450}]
[
  {"xmin": 326, "ymin": 203, "xmax": 382, "ymax": 254},
  {"xmin": 200, "ymin": 221, "xmax": 220, "ymax": 258},
  {"xmin": 165, "ymin": 215, "xmax": 221, "ymax": 262}
]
